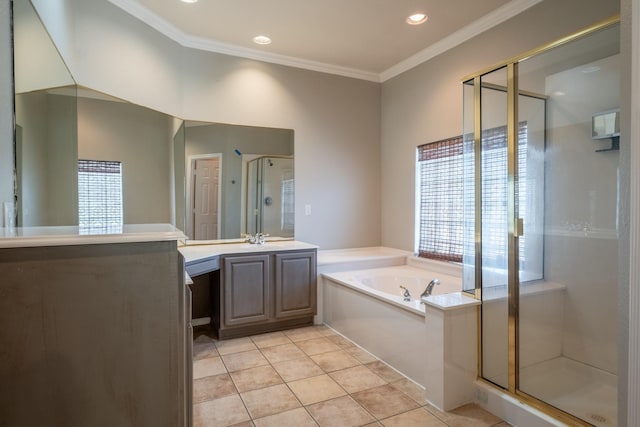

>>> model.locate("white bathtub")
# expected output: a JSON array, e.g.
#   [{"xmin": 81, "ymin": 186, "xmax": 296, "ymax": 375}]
[
  {"xmin": 322, "ymin": 259, "xmax": 478, "ymax": 409},
  {"xmin": 323, "ymin": 262, "xmax": 467, "ymax": 316}
]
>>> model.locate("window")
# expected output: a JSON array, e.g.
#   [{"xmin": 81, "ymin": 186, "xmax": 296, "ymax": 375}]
[
  {"xmin": 77, "ymin": 159, "xmax": 123, "ymax": 233},
  {"xmin": 417, "ymin": 123, "xmax": 533, "ymax": 270},
  {"xmin": 417, "ymin": 136, "xmax": 465, "ymax": 262}
]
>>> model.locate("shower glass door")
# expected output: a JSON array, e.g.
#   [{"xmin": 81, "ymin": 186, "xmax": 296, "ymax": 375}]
[
  {"xmin": 465, "ymin": 18, "xmax": 620, "ymax": 426},
  {"xmin": 516, "ymin": 23, "xmax": 620, "ymax": 426}
]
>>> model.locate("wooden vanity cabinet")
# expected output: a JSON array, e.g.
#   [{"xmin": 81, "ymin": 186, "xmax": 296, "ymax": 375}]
[
  {"xmin": 217, "ymin": 249, "xmax": 316, "ymax": 339},
  {"xmin": 223, "ymin": 254, "xmax": 271, "ymax": 327},
  {"xmin": 274, "ymin": 251, "xmax": 317, "ymax": 319}
]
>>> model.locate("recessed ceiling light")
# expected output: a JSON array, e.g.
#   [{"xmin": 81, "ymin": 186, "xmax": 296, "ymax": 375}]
[
  {"xmin": 180, "ymin": 0, "xmax": 198, "ymax": 3},
  {"xmin": 406, "ymin": 13, "xmax": 428, "ymax": 25},
  {"xmin": 253, "ymin": 35, "xmax": 272, "ymax": 45}
]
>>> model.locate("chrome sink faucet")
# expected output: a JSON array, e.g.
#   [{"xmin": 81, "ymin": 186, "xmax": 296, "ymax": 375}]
[
  {"xmin": 243, "ymin": 232, "xmax": 269, "ymax": 244},
  {"xmin": 420, "ymin": 279, "xmax": 440, "ymax": 300}
]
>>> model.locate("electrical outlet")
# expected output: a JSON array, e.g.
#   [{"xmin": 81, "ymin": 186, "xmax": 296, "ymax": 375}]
[{"xmin": 304, "ymin": 204, "xmax": 311, "ymax": 216}]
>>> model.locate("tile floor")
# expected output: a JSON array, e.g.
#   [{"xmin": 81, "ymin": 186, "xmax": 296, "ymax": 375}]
[{"xmin": 192, "ymin": 324, "xmax": 511, "ymax": 427}]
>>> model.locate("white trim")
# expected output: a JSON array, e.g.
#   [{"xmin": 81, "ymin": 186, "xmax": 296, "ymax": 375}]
[
  {"xmin": 107, "ymin": 0, "xmax": 542, "ymax": 83},
  {"xmin": 628, "ymin": 1, "xmax": 640, "ymax": 425}
]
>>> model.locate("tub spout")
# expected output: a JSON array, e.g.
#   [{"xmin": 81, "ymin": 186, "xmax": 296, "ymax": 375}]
[{"xmin": 420, "ymin": 279, "xmax": 440, "ymax": 300}]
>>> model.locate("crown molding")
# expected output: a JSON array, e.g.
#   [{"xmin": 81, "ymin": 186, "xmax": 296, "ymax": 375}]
[
  {"xmin": 379, "ymin": 0, "xmax": 544, "ymax": 82},
  {"xmin": 108, "ymin": 0, "xmax": 542, "ymax": 83}
]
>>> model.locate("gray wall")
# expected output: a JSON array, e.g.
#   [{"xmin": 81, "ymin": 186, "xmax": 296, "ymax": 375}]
[
  {"xmin": 15, "ymin": 92, "xmax": 78, "ymax": 227},
  {"xmin": 77, "ymin": 97, "xmax": 173, "ymax": 224},
  {"xmin": 0, "ymin": 2, "xmax": 14, "ymax": 226}
]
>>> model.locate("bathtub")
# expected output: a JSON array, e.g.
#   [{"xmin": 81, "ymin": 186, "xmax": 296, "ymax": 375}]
[{"xmin": 322, "ymin": 259, "xmax": 479, "ymax": 409}]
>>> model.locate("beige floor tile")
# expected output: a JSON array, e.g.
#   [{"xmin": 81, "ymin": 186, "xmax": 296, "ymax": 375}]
[
  {"xmin": 361, "ymin": 423, "xmax": 383, "ymax": 427},
  {"xmin": 311, "ymin": 325, "xmax": 337, "ymax": 337},
  {"xmin": 365, "ymin": 361, "xmax": 404, "ymax": 382},
  {"xmin": 250, "ymin": 331, "xmax": 292, "ymax": 348},
  {"xmin": 193, "ymin": 356, "xmax": 227, "ymax": 379},
  {"xmin": 283, "ymin": 327, "xmax": 324, "ymax": 342},
  {"xmin": 425, "ymin": 403, "xmax": 503, "ymax": 427},
  {"xmin": 271, "ymin": 356, "xmax": 325, "ymax": 382},
  {"xmin": 389, "ymin": 378, "xmax": 427, "ymax": 404},
  {"xmin": 241, "ymin": 383, "xmax": 301, "ymax": 419},
  {"xmin": 310, "ymin": 350, "xmax": 361, "ymax": 372},
  {"xmin": 287, "ymin": 374, "xmax": 347, "ymax": 405},
  {"xmin": 306, "ymin": 395, "xmax": 375, "ymax": 427},
  {"xmin": 260, "ymin": 343, "xmax": 307, "ymax": 364},
  {"xmin": 193, "ymin": 394, "xmax": 250, "ymax": 427},
  {"xmin": 216, "ymin": 337, "xmax": 258, "ymax": 355},
  {"xmin": 296, "ymin": 337, "xmax": 342, "ymax": 356},
  {"xmin": 222, "ymin": 349, "xmax": 269, "ymax": 372},
  {"xmin": 351, "ymin": 384, "xmax": 419, "ymax": 419},
  {"xmin": 329, "ymin": 365, "xmax": 387, "ymax": 393},
  {"xmin": 193, "ymin": 335, "xmax": 219, "ymax": 360},
  {"xmin": 230, "ymin": 365, "xmax": 283, "ymax": 393},
  {"xmin": 324, "ymin": 334, "xmax": 356, "ymax": 349},
  {"xmin": 253, "ymin": 407, "xmax": 318, "ymax": 427},
  {"xmin": 345, "ymin": 347, "xmax": 378, "ymax": 363},
  {"xmin": 380, "ymin": 407, "xmax": 447, "ymax": 427},
  {"xmin": 193, "ymin": 373, "xmax": 237, "ymax": 403},
  {"xmin": 228, "ymin": 422, "xmax": 255, "ymax": 427}
]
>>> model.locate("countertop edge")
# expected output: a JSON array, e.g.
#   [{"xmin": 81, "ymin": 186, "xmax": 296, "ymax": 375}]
[{"xmin": 0, "ymin": 225, "xmax": 186, "ymax": 249}]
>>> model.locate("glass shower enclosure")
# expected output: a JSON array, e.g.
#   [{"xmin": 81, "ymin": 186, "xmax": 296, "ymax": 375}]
[
  {"xmin": 462, "ymin": 18, "xmax": 620, "ymax": 426},
  {"xmin": 245, "ymin": 156, "xmax": 294, "ymax": 238}
]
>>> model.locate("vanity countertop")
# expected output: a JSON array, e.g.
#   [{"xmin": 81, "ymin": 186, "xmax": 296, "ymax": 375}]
[
  {"xmin": 0, "ymin": 224, "xmax": 186, "ymax": 248},
  {"xmin": 179, "ymin": 240, "xmax": 318, "ymax": 265}
]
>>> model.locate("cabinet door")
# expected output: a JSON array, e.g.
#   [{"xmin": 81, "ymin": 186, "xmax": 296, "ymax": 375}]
[
  {"xmin": 274, "ymin": 251, "xmax": 317, "ymax": 319},
  {"xmin": 223, "ymin": 254, "xmax": 270, "ymax": 326}
]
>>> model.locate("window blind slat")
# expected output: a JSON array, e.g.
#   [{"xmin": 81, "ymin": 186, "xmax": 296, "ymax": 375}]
[
  {"xmin": 78, "ymin": 159, "xmax": 123, "ymax": 232},
  {"xmin": 417, "ymin": 124, "xmax": 528, "ymax": 265}
]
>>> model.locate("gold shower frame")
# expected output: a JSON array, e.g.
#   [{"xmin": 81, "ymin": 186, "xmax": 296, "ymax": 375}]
[{"xmin": 462, "ymin": 15, "xmax": 620, "ymax": 427}]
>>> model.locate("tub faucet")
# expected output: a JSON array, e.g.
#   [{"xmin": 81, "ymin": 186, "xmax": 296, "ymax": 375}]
[
  {"xmin": 399, "ymin": 285, "xmax": 411, "ymax": 302},
  {"xmin": 420, "ymin": 279, "xmax": 440, "ymax": 300}
]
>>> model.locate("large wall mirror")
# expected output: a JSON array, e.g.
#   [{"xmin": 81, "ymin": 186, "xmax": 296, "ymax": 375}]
[{"xmin": 12, "ymin": 0, "xmax": 295, "ymax": 241}]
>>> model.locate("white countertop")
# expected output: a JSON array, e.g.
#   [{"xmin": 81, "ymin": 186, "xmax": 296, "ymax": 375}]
[
  {"xmin": 180, "ymin": 240, "xmax": 318, "ymax": 264},
  {"xmin": 0, "ymin": 224, "xmax": 186, "ymax": 248}
]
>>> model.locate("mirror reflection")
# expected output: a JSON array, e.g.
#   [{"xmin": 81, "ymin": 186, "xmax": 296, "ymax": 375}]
[
  {"xmin": 184, "ymin": 122, "xmax": 294, "ymax": 240},
  {"xmin": 12, "ymin": 0, "xmax": 295, "ymax": 240}
]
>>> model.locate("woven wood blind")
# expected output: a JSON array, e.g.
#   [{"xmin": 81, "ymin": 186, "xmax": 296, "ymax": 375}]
[
  {"xmin": 78, "ymin": 159, "xmax": 123, "ymax": 231},
  {"xmin": 417, "ymin": 123, "xmax": 528, "ymax": 263},
  {"xmin": 417, "ymin": 136, "xmax": 465, "ymax": 262}
]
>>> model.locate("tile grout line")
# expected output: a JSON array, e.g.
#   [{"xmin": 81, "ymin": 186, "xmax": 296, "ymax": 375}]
[
  {"xmin": 195, "ymin": 326, "xmax": 509, "ymax": 427},
  {"xmin": 251, "ymin": 333, "xmax": 321, "ymax": 426}
]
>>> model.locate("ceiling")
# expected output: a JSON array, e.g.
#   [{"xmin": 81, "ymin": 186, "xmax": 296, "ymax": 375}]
[{"xmin": 108, "ymin": 0, "xmax": 543, "ymax": 82}]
